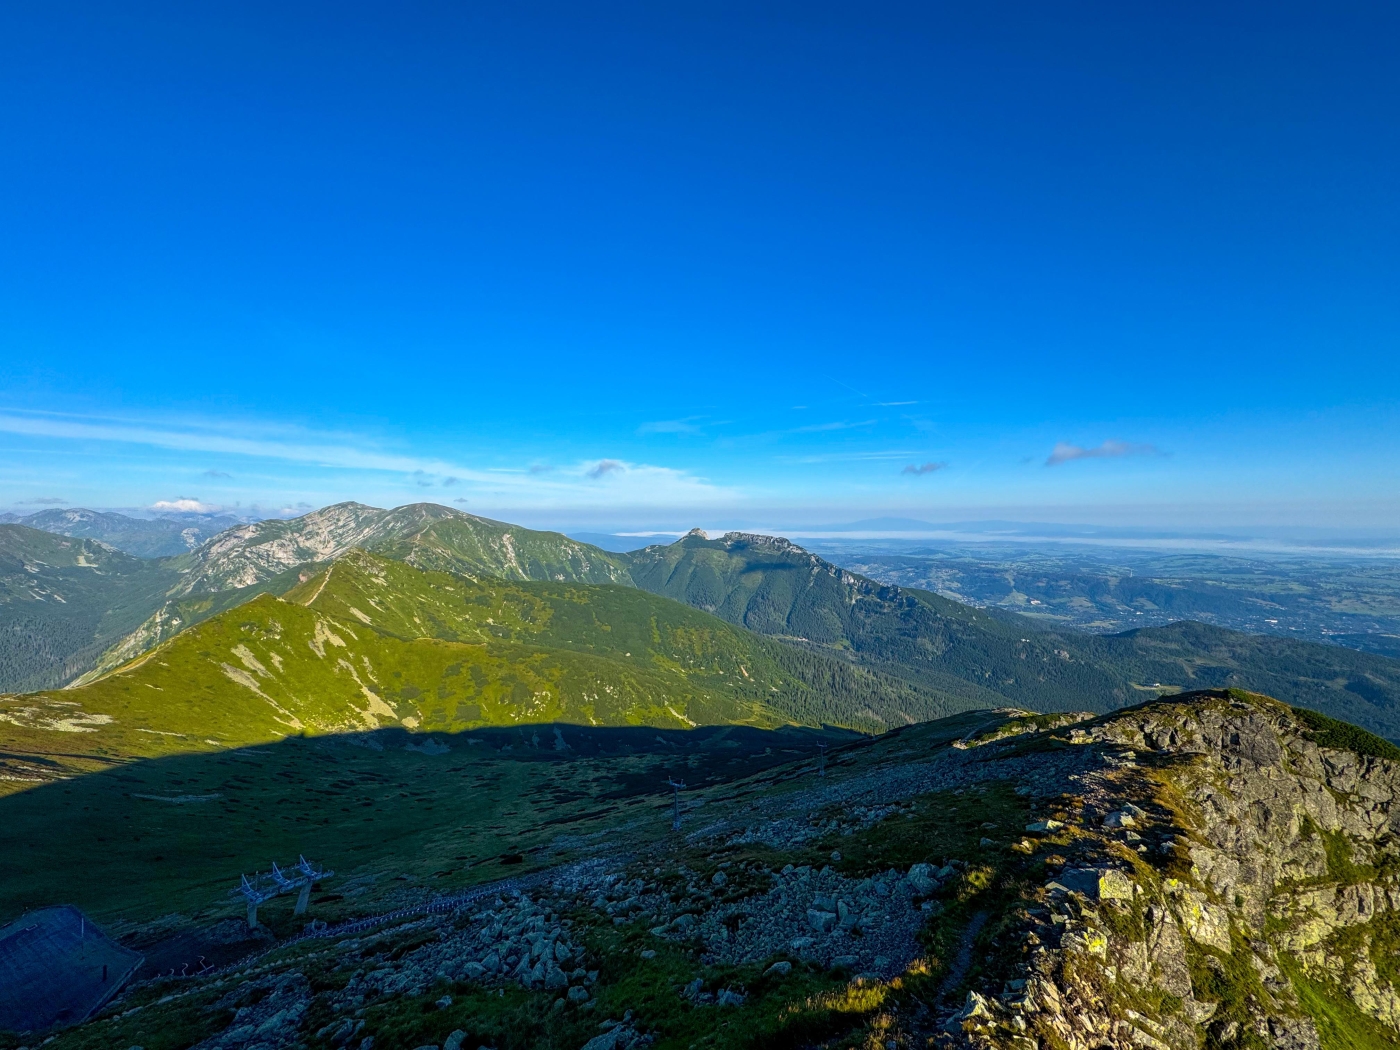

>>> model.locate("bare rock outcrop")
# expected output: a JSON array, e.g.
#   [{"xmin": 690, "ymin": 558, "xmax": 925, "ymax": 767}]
[{"xmin": 943, "ymin": 690, "xmax": 1400, "ymax": 1050}]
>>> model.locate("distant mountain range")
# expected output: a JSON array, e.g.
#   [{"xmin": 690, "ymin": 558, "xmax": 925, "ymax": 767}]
[
  {"xmin": 2, "ymin": 502, "xmax": 1399, "ymax": 745},
  {"xmin": 0, "ymin": 527, "xmax": 181, "ymax": 692},
  {"xmin": 0, "ymin": 507, "xmax": 243, "ymax": 557}
]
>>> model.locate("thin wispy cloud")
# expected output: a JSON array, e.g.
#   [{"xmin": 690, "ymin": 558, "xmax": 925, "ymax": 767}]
[
  {"xmin": 780, "ymin": 449, "xmax": 917, "ymax": 465},
  {"xmin": 0, "ymin": 409, "xmax": 475, "ymax": 478},
  {"xmin": 202, "ymin": 469, "xmax": 232, "ymax": 478},
  {"xmin": 1045, "ymin": 440, "xmax": 1159, "ymax": 466},
  {"xmin": 637, "ymin": 417, "xmax": 704, "ymax": 436},
  {"xmin": 791, "ymin": 419, "xmax": 876, "ymax": 434},
  {"xmin": 19, "ymin": 496, "xmax": 66, "ymax": 505},
  {"xmin": 0, "ymin": 408, "xmax": 737, "ymax": 507},
  {"xmin": 877, "ymin": 401, "xmax": 918, "ymax": 407},
  {"xmin": 901, "ymin": 461, "xmax": 948, "ymax": 476}
]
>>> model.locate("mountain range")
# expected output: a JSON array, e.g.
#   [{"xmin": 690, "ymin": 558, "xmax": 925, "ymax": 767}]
[
  {"xmin": 6, "ymin": 504, "xmax": 1400, "ymax": 1049},
  {"xmin": 0, "ymin": 548, "xmax": 965, "ymax": 791},
  {"xmin": 0, "ymin": 506, "xmax": 243, "ymax": 557},
  {"xmin": 2, "ymin": 502, "xmax": 1399, "ymax": 741}
]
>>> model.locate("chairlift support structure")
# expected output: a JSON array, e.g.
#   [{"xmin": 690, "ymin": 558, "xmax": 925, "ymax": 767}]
[
  {"xmin": 666, "ymin": 778, "xmax": 686, "ymax": 831},
  {"xmin": 236, "ymin": 855, "xmax": 334, "ymax": 928}
]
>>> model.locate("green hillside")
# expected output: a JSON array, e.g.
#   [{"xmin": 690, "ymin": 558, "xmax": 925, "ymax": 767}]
[
  {"xmin": 0, "ymin": 526, "xmax": 181, "ymax": 692},
  {"xmin": 0, "ymin": 550, "xmax": 970, "ymax": 789},
  {"xmin": 624, "ymin": 529, "xmax": 1400, "ymax": 736},
  {"xmin": 69, "ymin": 503, "xmax": 636, "ymax": 685}
]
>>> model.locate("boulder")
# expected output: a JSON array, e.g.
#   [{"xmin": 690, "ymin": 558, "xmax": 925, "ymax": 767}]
[
  {"xmin": 906, "ymin": 863, "xmax": 938, "ymax": 896},
  {"xmin": 806, "ymin": 908, "xmax": 837, "ymax": 933},
  {"xmin": 1057, "ymin": 867, "xmax": 1135, "ymax": 901}
]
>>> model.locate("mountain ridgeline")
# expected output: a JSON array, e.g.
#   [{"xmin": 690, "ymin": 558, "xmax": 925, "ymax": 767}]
[
  {"xmin": 0, "ymin": 549, "xmax": 965, "ymax": 789},
  {"xmin": 625, "ymin": 529, "xmax": 1400, "ymax": 737},
  {"xmin": 65, "ymin": 502, "xmax": 638, "ymax": 685},
  {"xmin": 2, "ymin": 502, "xmax": 1399, "ymax": 745}
]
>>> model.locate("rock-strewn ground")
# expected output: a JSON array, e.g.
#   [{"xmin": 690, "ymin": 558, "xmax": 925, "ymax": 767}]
[{"xmin": 29, "ymin": 691, "xmax": 1400, "ymax": 1050}]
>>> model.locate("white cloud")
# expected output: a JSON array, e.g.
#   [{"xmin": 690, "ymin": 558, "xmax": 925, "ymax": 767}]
[{"xmin": 152, "ymin": 498, "xmax": 221, "ymax": 513}]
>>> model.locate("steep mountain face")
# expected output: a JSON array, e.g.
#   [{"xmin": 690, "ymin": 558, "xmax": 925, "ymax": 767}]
[
  {"xmin": 0, "ymin": 550, "xmax": 968, "ymax": 786},
  {"xmin": 625, "ymin": 531, "xmax": 1400, "ymax": 738},
  {"xmin": 0, "ymin": 525, "xmax": 181, "ymax": 692},
  {"xmin": 72, "ymin": 503, "xmax": 637, "ymax": 683},
  {"xmin": 6, "ymin": 507, "xmax": 242, "ymax": 558}
]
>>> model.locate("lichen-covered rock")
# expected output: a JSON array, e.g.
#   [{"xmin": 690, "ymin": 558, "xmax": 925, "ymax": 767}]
[{"xmin": 937, "ymin": 690, "xmax": 1400, "ymax": 1050}]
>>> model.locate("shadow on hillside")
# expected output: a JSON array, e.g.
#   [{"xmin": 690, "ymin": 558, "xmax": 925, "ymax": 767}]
[{"xmin": 0, "ymin": 721, "xmax": 872, "ymax": 965}]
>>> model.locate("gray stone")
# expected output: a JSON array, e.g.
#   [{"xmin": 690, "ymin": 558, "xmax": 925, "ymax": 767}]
[{"xmin": 806, "ymin": 908, "xmax": 837, "ymax": 933}]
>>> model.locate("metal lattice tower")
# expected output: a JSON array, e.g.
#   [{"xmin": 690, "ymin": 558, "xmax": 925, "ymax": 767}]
[{"xmin": 817, "ymin": 742, "xmax": 828, "ymax": 778}]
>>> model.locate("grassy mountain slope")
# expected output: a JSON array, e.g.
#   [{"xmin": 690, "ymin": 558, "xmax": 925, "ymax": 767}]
[
  {"xmin": 73, "ymin": 503, "xmax": 636, "ymax": 683},
  {"xmin": 0, "ymin": 551, "xmax": 971, "ymax": 789},
  {"xmin": 625, "ymin": 530, "xmax": 1400, "ymax": 736},
  {"xmin": 0, "ymin": 526, "xmax": 181, "ymax": 693},
  {"xmin": 292, "ymin": 550, "xmax": 965, "ymax": 731}
]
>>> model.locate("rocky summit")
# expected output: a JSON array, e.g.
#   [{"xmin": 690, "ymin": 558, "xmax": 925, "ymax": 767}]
[{"xmin": 15, "ymin": 688, "xmax": 1400, "ymax": 1050}]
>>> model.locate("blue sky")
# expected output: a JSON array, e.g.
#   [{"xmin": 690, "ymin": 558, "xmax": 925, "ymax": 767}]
[{"xmin": 1, "ymin": 2, "xmax": 1397, "ymax": 529}]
